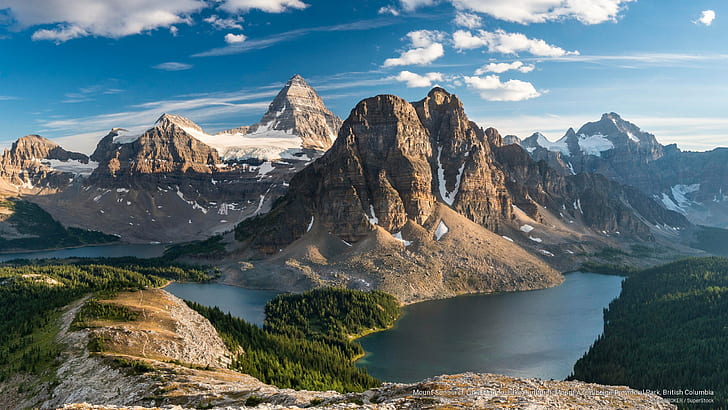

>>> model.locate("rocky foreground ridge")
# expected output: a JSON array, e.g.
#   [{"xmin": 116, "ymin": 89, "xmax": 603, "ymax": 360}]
[{"xmin": 3, "ymin": 288, "xmax": 674, "ymax": 410}]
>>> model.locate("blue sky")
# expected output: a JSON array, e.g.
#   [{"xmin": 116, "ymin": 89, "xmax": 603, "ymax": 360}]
[{"xmin": 1, "ymin": 0, "xmax": 726, "ymax": 152}]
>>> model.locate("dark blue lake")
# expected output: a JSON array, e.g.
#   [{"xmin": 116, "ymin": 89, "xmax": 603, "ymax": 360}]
[{"xmin": 355, "ymin": 272, "xmax": 623, "ymax": 382}]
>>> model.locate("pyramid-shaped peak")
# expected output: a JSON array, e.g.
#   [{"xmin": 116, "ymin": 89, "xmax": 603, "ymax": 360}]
[
  {"xmin": 246, "ymin": 75, "xmax": 342, "ymax": 150},
  {"xmin": 154, "ymin": 113, "xmax": 202, "ymax": 132},
  {"xmin": 287, "ymin": 74, "xmax": 309, "ymax": 87}
]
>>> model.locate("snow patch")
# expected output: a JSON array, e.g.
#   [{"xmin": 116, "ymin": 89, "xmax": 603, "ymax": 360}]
[
  {"xmin": 46, "ymin": 159, "xmax": 98, "ymax": 176},
  {"xmin": 534, "ymin": 133, "xmax": 570, "ymax": 156},
  {"xmin": 434, "ymin": 220, "xmax": 449, "ymax": 241},
  {"xmin": 368, "ymin": 205, "xmax": 379, "ymax": 225},
  {"xmin": 392, "ymin": 231, "xmax": 412, "ymax": 246},
  {"xmin": 539, "ymin": 249, "xmax": 554, "ymax": 256},
  {"xmin": 577, "ymin": 133, "xmax": 614, "ymax": 157},
  {"xmin": 661, "ymin": 184, "xmax": 700, "ymax": 214},
  {"xmin": 519, "ymin": 224, "xmax": 534, "ymax": 233},
  {"xmin": 257, "ymin": 161, "xmax": 275, "ymax": 176},
  {"xmin": 175, "ymin": 186, "xmax": 208, "ymax": 214},
  {"xmin": 566, "ymin": 162, "xmax": 575, "ymax": 175},
  {"xmin": 112, "ymin": 129, "xmax": 140, "ymax": 144},
  {"xmin": 529, "ymin": 236, "xmax": 543, "ymax": 243},
  {"xmin": 307, "ymin": 216, "xmax": 314, "ymax": 232},
  {"xmin": 501, "ymin": 235, "xmax": 514, "ymax": 242}
]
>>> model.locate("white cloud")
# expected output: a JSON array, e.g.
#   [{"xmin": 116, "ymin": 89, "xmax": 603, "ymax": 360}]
[
  {"xmin": 454, "ymin": 29, "xmax": 578, "ymax": 57},
  {"xmin": 383, "ymin": 30, "xmax": 445, "ymax": 67},
  {"xmin": 399, "ymin": 0, "xmax": 437, "ymax": 12},
  {"xmin": 452, "ymin": 30, "xmax": 488, "ymax": 49},
  {"xmin": 378, "ymin": 6, "xmax": 400, "ymax": 16},
  {"xmin": 463, "ymin": 75, "xmax": 541, "ymax": 101},
  {"xmin": 453, "ymin": 11, "xmax": 482, "ymax": 29},
  {"xmin": 475, "ymin": 61, "xmax": 535, "ymax": 74},
  {"xmin": 194, "ymin": 18, "xmax": 396, "ymax": 57},
  {"xmin": 169, "ymin": 26, "xmax": 179, "ymax": 36},
  {"xmin": 224, "ymin": 33, "xmax": 247, "ymax": 44},
  {"xmin": 31, "ymin": 25, "xmax": 88, "ymax": 43},
  {"xmin": 153, "ymin": 62, "xmax": 193, "ymax": 71},
  {"xmin": 204, "ymin": 15, "xmax": 244, "ymax": 30},
  {"xmin": 696, "ymin": 10, "xmax": 716, "ymax": 26},
  {"xmin": 0, "ymin": 0, "xmax": 205, "ymax": 42},
  {"xmin": 452, "ymin": 0, "xmax": 634, "ymax": 24},
  {"xmin": 394, "ymin": 71, "xmax": 444, "ymax": 87},
  {"xmin": 218, "ymin": 0, "xmax": 308, "ymax": 13}
]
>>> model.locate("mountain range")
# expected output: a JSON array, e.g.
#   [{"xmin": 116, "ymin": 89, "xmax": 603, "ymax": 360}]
[
  {"xmin": 0, "ymin": 75, "xmax": 340, "ymax": 243},
  {"xmin": 0, "ymin": 76, "xmax": 725, "ymax": 302},
  {"xmin": 517, "ymin": 112, "xmax": 728, "ymax": 228}
]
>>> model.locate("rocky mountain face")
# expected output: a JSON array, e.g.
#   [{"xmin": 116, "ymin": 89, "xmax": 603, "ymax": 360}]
[
  {"xmin": 2, "ymin": 76, "xmax": 342, "ymax": 243},
  {"xmin": 517, "ymin": 113, "xmax": 728, "ymax": 228},
  {"xmin": 90, "ymin": 114, "xmax": 220, "ymax": 179},
  {"xmin": 33, "ymin": 114, "xmax": 303, "ymax": 243},
  {"xmin": 245, "ymin": 74, "xmax": 342, "ymax": 150},
  {"xmin": 0, "ymin": 135, "xmax": 92, "ymax": 192},
  {"xmin": 230, "ymin": 88, "xmax": 691, "ymax": 301}
]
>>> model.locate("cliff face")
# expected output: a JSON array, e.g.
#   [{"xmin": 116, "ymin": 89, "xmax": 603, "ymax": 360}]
[
  {"xmin": 237, "ymin": 88, "xmax": 688, "ymax": 253},
  {"xmin": 90, "ymin": 114, "xmax": 220, "ymax": 180},
  {"xmin": 413, "ymin": 88, "xmax": 512, "ymax": 231},
  {"xmin": 0, "ymin": 135, "xmax": 91, "ymax": 191}
]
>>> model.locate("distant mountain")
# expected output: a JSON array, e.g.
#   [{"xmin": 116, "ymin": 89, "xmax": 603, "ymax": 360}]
[
  {"xmin": 518, "ymin": 113, "xmax": 728, "ymax": 228},
  {"xmin": 232, "ymin": 88, "xmax": 690, "ymax": 302},
  {"xmin": 245, "ymin": 74, "xmax": 342, "ymax": 150},
  {"xmin": 0, "ymin": 75, "xmax": 341, "ymax": 243},
  {"xmin": 205, "ymin": 74, "xmax": 342, "ymax": 160},
  {"xmin": 0, "ymin": 134, "xmax": 93, "ymax": 193}
]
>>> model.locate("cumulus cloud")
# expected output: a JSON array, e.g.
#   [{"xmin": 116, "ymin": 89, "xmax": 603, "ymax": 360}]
[
  {"xmin": 384, "ymin": 30, "xmax": 445, "ymax": 67},
  {"xmin": 0, "ymin": 0, "xmax": 205, "ymax": 42},
  {"xmin": 378, "ymin": 6, "xmax": 400, "ymax": 16},
  {"xmin": 399, "ymin": 0, "xmax": 437, "ymax": 12},
  {"xmin": 453, "ymin": 29, "xmax": 578, "ymax": 57},
  {"xmin": 453, "ymin": 11, "xmax": 482, "ymax": 29},
  {"xmin": 695, "ymin": 10, "xmax": 716, "ymax": 26},
  {"xmin": 0, "ymin": 0, "xmax": 312, "ymax": 42},
  {"xmin": 463, "ymin": 75, "xmax": 541, "ymax": 101},
  {"xmin": 400, "ymin": 0, "xmax": 635, "ymax": 24},
  {"xmin": 31, "ymin": 25, "xmax": 88, "ymax": 43},
  {"xmin": 219, "ymin": 0, "xmax": 308, "ymax": 13},
  {"xmin": 204, "ymin": 15, "xmax": 244, "ymax": 30},
  {"xmin": 394, "ymin": 71, "xmax": 444, "ymax": 87},
  {"xmin": 475, "ymin": 61, "xmax": 535, "ymax": 74},
  {"xmin": 224, "ymin": 33, "xmax": 247, "ymax": 44},
  {"xmin": 153, "ymin": 62, "xmax": 193, "ymax": 71}
]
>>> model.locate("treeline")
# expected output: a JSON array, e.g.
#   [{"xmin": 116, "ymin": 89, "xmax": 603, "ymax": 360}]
[
  {"xmin": 188, "ymin": 287, "xmax": 400, "ymax": 393},
  {"xmin": 570, "ymin": 257, "xmax": 728, "ymax": 407},
  {"xmin": 0, "ymin": 261, "xmax": 211, "ymax": 381},
  {"xmin": 8, "ymin": 256, "xmax": 218, "ymax": 283},
  {"xmin": 0, "ymin": 199, "xmax": 119, "ymax": 251}
]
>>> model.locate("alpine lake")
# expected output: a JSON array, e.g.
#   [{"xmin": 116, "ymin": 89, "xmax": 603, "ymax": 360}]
[{"xmin": 2, "ymin": 244, "xmax": 623, "ymax": 382}]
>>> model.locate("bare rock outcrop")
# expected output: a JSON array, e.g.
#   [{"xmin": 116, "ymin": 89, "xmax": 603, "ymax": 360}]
[{"xmin": 0, "ymin": 135, "xmax": 90, "ymax": 191}]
